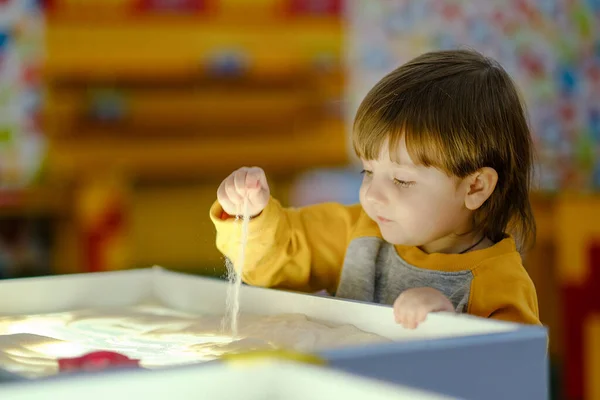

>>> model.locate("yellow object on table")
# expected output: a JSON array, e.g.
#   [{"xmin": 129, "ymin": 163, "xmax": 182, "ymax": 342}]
[{"xmin": 221, "ymin": 349, "xmax": 326, "ymax": 367}]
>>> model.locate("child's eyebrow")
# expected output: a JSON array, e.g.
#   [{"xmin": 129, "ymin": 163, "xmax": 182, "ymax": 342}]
[
  {"xmin": 391, "ymin": 161, "xmax": 423, "ymax": 175},
  {"xmin": 391, "ymin": 159, "xmax": 416, "ymax": 168}
]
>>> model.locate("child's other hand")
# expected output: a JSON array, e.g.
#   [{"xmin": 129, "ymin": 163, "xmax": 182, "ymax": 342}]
[
  {"xmin": 217, "ymin": 167, "xmax": 270, "ymax": 218},
  {"xmin": 393, "ymin": 287, "xmax": 454, "ymax": 329}
]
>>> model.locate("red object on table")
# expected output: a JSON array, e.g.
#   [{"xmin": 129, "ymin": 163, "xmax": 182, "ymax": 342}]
[{"xmin": 58, "ymin": 351, "xmax": 140, "ymax": 373}]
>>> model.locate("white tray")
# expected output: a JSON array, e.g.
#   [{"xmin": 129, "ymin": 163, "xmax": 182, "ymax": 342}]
[
  {"xmin": 0, "ymin": 267, "xmax": 548, "ymax": 400},
  {"xmin": 0, "ymin": 360, "xmax": 456, "ymax": 400}
]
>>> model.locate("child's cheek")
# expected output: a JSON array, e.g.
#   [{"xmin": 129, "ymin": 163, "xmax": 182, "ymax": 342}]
[{"xmin": 358, "ymin": 185, "xmax": 370, "ymax": 210}]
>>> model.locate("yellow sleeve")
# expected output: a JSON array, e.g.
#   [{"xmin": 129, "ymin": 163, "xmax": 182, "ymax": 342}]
[
  {"xmin": 468, "ymin": 256, "xmax": 541, "ymax": 326},
  {"xmin": 209, "ymin": 197, "xmax": 363, "ymax": 294}
]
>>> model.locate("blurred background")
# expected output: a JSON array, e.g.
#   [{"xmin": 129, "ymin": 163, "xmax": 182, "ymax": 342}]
[{"xmin": 0, "ymin": 0, "xmax": 598, "ymax": 398}]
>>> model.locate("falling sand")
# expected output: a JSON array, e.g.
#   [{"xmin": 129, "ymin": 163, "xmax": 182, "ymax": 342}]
[{"xmin": 224, "ymin": 196, "xmax": 250, "ymax": 337}]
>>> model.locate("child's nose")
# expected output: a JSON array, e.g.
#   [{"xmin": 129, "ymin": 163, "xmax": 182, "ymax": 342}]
[{"xmin": 365, "ymin": 183, "xmax": 387, "ymax": 206}]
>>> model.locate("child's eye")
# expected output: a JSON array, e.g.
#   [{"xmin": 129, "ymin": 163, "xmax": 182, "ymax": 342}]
[
  {"xmin": 393, "ymin": 179, "xmax": 414, "ymax": 188},
  {"xmin": 360, "ymin": 169, "xmax": 373, "ymax": 177}
]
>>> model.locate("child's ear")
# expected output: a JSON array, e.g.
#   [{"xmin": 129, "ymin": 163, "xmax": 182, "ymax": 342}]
[{"xmin": 464, "ymin": 168, "xmax": 498, "ymax": 211}]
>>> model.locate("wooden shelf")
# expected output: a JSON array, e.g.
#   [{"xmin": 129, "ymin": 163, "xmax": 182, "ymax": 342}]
[
  {"xmin": 45, "ymin": 20, "xmax": 343, "ymax": 81},
  {"xmin": 47, "ymin": 118, "xmax": 348, "ymax": 180},
  {"xmin": 44, "ymin": 86, "xmax": 333, "ymax": 136}
]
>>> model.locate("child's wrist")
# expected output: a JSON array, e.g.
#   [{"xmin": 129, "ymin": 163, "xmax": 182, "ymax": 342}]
[{"xmin": 220, "ymin": 210, "xmax": 263, "ymax": 220}]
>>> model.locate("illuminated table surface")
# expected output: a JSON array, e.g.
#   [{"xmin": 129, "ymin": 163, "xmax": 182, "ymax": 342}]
[{"xmin": 0, "ymin": 268, "xmax": 548, "ymax": 399}]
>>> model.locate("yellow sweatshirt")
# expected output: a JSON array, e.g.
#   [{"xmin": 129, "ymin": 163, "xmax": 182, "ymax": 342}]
[{"xmin": 210, "ymin": 198, "xmax": 540, "ymax": 326}]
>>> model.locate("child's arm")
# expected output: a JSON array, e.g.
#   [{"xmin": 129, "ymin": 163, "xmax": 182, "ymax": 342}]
[
  {"xmin": 211, "ymin": 166, "xmax": 362, "ymax": 294},
  {"xmin": 468, "ymin": 260, "xmax": 541, "ymax": 325},
  {"xmin": 210, "ymin": 198, "xmax": 362, "ymax": 294}
]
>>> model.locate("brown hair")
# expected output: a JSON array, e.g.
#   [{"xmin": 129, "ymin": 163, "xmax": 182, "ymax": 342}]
[{"xmin": 353, "ymin": 49, "xmax": 536, "ymax": 251}]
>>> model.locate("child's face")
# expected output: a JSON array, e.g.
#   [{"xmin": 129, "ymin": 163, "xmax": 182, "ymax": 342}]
[{"xmin": 359, "ymin": 137, "xmax": 473, "ymax": 251}]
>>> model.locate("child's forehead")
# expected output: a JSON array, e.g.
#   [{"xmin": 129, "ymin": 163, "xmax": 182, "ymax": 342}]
[{"xmin": 368, "ymin": 138, "xmax": 417, "ymax": 167}]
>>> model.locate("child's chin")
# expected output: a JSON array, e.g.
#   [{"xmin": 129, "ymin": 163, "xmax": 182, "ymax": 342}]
[
  {"xmin": 380, "ymin": 231, "xmax": 407, "ymax": 245},
  {"xmin": 380, "ymin": 229, "xmax": 421, "ymax": 246}
]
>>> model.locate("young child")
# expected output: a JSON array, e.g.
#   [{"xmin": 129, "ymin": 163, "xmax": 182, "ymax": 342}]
[{"xmin": 210, "ymin": 49, "xmax": 540, "ymax": 329}]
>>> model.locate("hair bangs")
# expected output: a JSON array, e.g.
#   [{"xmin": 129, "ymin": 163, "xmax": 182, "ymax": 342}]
[{"xmin": 353, "ymin": 95, "xmax": 455, "ymax": 175}]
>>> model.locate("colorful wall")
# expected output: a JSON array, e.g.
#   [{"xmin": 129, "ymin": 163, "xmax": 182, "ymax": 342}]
[
  {"xmin": 347, "ymin": 0, "xmax": 600, "ymax": 191},
  {"xmin": 0, "ymin": 0, "xmax": 45, "ymax": 188}
]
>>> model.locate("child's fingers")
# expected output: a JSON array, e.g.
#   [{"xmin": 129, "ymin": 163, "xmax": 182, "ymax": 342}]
[
  {"xmin": 414, "ymin": 307, "xmax": 429, "ymax": 326},
  {"xmin": 394, "ymin": 302, "xmax": 426, "ymax": 329},
  {"xmin": 224, "ymin": 180, "xmax": 243, "ymax": 206},
  {"xmin": 246, "ymin": 167, "xmax": 267, "ymax": 191},
  {"xmin": 249, "ymin": 189, "xmax": 269, "ymax": 212},
  {"xmin": 246, "ymin": 168, "xmax": 270, "ymax": 211},
  {"xmin": 397, "ymin": 313, "xmax": 413, "ymax": 329},
  {"xmin": 257, "ymin": 168, "xmax": 269, "ymax": 189},
  {"xmin": 217, "ymin": 181, "xmax": 236, "ymax": 215},
  {"xmin": 404, "ymin": 309, "xmax": 419, "ymax": 329},
  {"xmin": 233, "ymin": 169, "xmax": 249, "ymax": 195},
  {"xmin": 394, "ymin": 302, "xmax": 413, "ymax": 328},
  {"xmin": 217, "ymin": 167, "xmax": 270, "ymax": 217},
  {"xmin": 394, "ymin": 306, "xmax": 402, "ymax": 324},
  {"xmin": 393, "ymin": 298, "xmax": 403, "ymax": 324}
]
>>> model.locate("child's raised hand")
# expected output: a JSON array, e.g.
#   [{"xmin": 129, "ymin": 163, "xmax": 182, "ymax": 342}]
[
  {"xmin": 217, "ymin": 167, "xmax": 270, "ymax": 218},
  {"xmin": 393, "ymin": 287, "xmax": 454, "ymax": 329}
]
